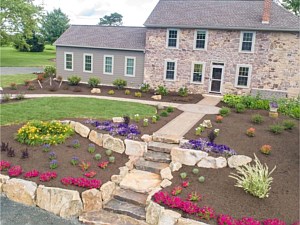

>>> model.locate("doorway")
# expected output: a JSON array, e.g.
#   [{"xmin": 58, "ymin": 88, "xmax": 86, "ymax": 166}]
[{"xmin": 209, "ymin": 63, "xmax": 224, "ymax": 93}]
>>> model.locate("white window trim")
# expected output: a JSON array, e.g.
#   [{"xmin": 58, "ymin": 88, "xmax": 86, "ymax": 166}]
[
  {"xmin": 164, "ymin": 59, "xmax": 177, "ymax": 81},
  {"xmin": 124, "ymin": 56, "xmax": 136, "ymax": 77},
  {"xmin": 166, "ymin": 29, "xmax": 179, "ymax": 49},
  {"xmin": 239, "ymin": 31, "xmax": 256, "ymax": 53},
  {"xmin": 64, "ymin": 52, "xmax": 73, "ymax": 71},
  {"xmin": 193, "ymin": 30, "xmax": 208, "ymax": 51},
  {"xmin": 190, "ymin": 61, "xmax": 205, "ymax": 84},
  {"xmin": 83, "ymin": 53, "xmax": 93, "ymax": 73},
  {"xmin": 235, "ymin": 64, "xmax": 252, "ymax": 89},
  {"xmin": 103, "ymin": 55, "xmax": 114, "ymax": 75}
]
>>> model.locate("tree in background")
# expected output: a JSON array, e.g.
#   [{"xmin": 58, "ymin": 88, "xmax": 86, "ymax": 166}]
[
  {"xmin": 14, "ymin": 31, "xmax": 45, "ymax": 52},
  {"xmin": 41, "ymin": 8, "xmax": 70, "ymax": 44},
  {"xmin": 282, "ymin": 0, "xmax": 299, "ymax": 15},
  {"xmin": 0, "ymin": 0, "xmax": 42, "ymax": 45},
  {"xmin": 98, "ymin": 12, "xmax": 123, "ymax": 26}
]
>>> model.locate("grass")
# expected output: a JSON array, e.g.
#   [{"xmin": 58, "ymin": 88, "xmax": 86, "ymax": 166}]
[
  {"xmin": 0, "ymin": 45, "xmax": 55, "ymax": 67},
  {"xmin": 0, "ymin": 74, "xmax": 36, "ymax": 87},
  {"xmin": 0, "ymin": 97, "xmax": 157, "ymax": 125}
]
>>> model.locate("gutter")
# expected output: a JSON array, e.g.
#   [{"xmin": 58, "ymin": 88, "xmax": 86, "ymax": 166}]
[{"xmin": 53, "ymin": 44, "xmax": 145, "ymax": 53}]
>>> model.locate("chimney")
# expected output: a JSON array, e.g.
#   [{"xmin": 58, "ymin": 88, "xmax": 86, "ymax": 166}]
[{"xmin": 262, "ymin": 0, "xmax": 271, "ymax": 24}]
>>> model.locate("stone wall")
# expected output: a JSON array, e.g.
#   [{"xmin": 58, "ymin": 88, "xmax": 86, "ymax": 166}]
[{"xmin": 144, "ymin": 28, "xmax": 300, "ymax": 97}]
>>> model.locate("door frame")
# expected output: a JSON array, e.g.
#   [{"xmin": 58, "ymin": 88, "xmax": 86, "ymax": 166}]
[{"xmin": 209, "ymin": 62, "xmax": 225, "ymax": 94}]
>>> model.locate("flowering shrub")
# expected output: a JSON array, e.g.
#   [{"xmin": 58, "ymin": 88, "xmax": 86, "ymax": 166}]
[
  {"xmin": 79, "ymin": 161, "xmax": 91, "ymax": 171},
  {"xmin": 48, "ymin": 151, "xmax": 57, "ymax": 160},
  {"xmin": 98, "ymin": 161, "xmax": 109, "ymax": 169},
  {"xmin": 8, "ymin": 165, "xmax": 22, "ymax": 177},
  {"xmin": 182, "ymin": 181, "xmax": 190, "ymax": 188},
  {"xmin": 216, "ymin": 115, "xmax": 223, "ymax": 123},
  {"xmin": 24, "ymin": 169, "xmax": 39, "ymax": 179},
  {"xmin": 72, "ymin": 139, "xmax": 80, "ymax": 148},
  {"xmin": 0, "ymin": 160, "xmax": 11, "ymax": 171},
  {"xmin": 262, "ymin": 218, "xmax": 286, "ymax": 225},
  {"xmin": 195, "ymin": 125, "xmax": 205, "ymax": 136},
  {"xmin": 49, "ymin": 160, "xmax": 58, "ymax": 169},
  {"xmin": 171, "ymin": 186, "xmax": 183, "ymax": 196},
  {"xmin": 152, "ymin": 115, "xmax": 158, "ymax": 123},
  {"xmin": 187, "ymin": 192, "xmax": 202, "ymax": 202},
  {"xmin": 42, "ymin": 144, "xmax": 50, "ymax": 152},
  {"xmin": 237, "ymin": 217, "xmax": 260, "ymax": 225},
  {"xmin": 84, "ymin": 171, "xmax": 97, "ymax": 178},
  {"xmin": 198, "ymin": 206, "xmax": 215, "ymax": 220},
  {"xmin": 39, "ymin": 171, "xmax": 57, "ymax": 182},
  {"xmin": 217, "ymin": 214, "xmax": 237, "ymax": 225},
  {"xmin": 246, "ymin": 128, "xmax": 255, "ymax": 137},
  {"xmin": 143, "ymin": 118, "xmax": 149, "ymax": 127},
  {"xmin": 87, "ymin": 143, "xmax": 95, "ymax": 153},
  {"xmin": 61, "ymin": 177, "xmax": 102, "ymax": 189},
  {"xmin": 260, "ymin": 145, "xmax": 272, "ymax": 155},
  {"xmin": 217, "ymin": 215, "xmax": 287, "ymax": 225},
  {"xmin": 16, "ymin": 121, "xmax": 74, "ymax": 145},
  {"xmin": 70, "ymin": 156, "xmax": 79, "ymax": 165}
]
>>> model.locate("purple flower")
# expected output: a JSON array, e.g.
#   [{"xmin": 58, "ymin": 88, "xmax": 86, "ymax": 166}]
[
  {"xmin": 269, "ymin": 101, "xmax": 278, "ymax": 108},
  {"xmin": 48, "ymin": 151, "xmax": 57, "ymax": 159}
]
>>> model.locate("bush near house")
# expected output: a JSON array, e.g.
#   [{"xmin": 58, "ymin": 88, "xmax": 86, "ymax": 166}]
[
  {"xmin": 67, "ymin": 76, "xmax": 81, "ymax": 86},
  {"xmin": 113, "ymin": 79, "xmax": 127, "ymax": 89}
]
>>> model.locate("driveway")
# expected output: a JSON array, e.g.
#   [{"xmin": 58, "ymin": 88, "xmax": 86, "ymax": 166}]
[
  {"xmin": 0, "ymin": 196, "xmax": 82, "ymax": 225},
  {"xmin": 0, "ymin": 67, "xmax": 43, "ymax": 75}
]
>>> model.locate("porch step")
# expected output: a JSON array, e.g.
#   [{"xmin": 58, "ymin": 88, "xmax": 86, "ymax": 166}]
[
  {"xmin": 144, "ymin": 150, "xmax": 171, "ymax": 163},
  {"xmin": 152, "ymin": 133, "xmax": 181, "ymax": 144},
  {"xmin": 104, "ymin": 199, "xmax": 146, "ymax": 221},
  {"xmin": 134, "ymin": 158, "xmax": 169, "ymax": 174},
  {"xmin": 114, "ymin": 188, "xmax": 147, "ymax": 206},
  {"xmin": 147, "ymin": 141, "xmax": 178, "ymax": 153}
]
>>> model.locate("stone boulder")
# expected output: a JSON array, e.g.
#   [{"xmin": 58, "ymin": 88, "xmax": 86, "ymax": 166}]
[
  {"xmin": 160, "ymin": 167, "xmax": 173, "ymax": 180},
  {"xmin": 69, "ymin": 121, "xmax": 76, "ymax": 129},
  {"xmin": 176, "ymin": 218, "xmax": 209, "ymax": 225},
  {"xmin": 75, "ymin": 122, "xmax": 90, "ymax": 138},
  {"xmin": 103, "ymin": 134, "xmax": 125, "ymax": 154},
  {"xmin": 202, "ymin": 120, "xmax": 212, "ymax": 128},
  {"xmin": 156, "ymin": 103, "xmax": 164, "ymax": 109},
  {"xmin": 146, "ymin": 201, "xmax": 164, "ymax": 225},
  {"xmin": 152, "ymin": 95, "xmax": 162, "ymax": 100},
  {"xmin": 100, "ymin": 181, "xmax": 116, "ymax": 204},
  {"xmin": 36, "ymin": 185, "xmax": 83, "ymax": 218},
  {"xmin": 153, "ymin": 134, "xmax": 181, "ymax": 144},
  {"xmin": 228, "ymin": 155, "xmax": 252, "ymax": 168},
  {"xmin": 3, "ymin": 178, "xmax": 37, "ymax": 206},
  {"xmin": 197, "ymin": 156, "xmax": 227, "ymax": 169},
  {"xmin": 112, "ymin": 117, "xmax": 124, "ymax": 123},
  {"xmin": 171, "ymin": 147, "xmax": 208, "ymax": 166},
  {"xmin": 0, "ymin": 174, "xmax": 9, "ymax": 192},
  {"xmin": 82, "ymin": 189, "xmax": 102, "ymax": 212},
  {"xmin": 160, "ymin": 179, "xmax": 172, "ymax": 188},
  {"xmin": 169, "ymin": 161, "xmax": 182, "ymax": 172},
  {"xmin": 158, "ymin": 209, "xmax": 181, "ymax": 225},
  {"xmin": 141, "ymin": 134, "xmax": 152, "ymax": 143},
  {"xmin": 91, "ymin": 88, "xmax": 101, "ymax": 94},
  {"xmin": 125, "ymin": 139, "xmax": 147, "ymax": 156},
  {"xmin": 88, "ymin": 130, "xmax": 103, "ymax": 147}
]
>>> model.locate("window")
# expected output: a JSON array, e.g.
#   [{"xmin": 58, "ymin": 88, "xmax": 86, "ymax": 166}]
[
  {"xmin": 240, "ymin": 32, "xmax": 255, "ymax": 52},
  {"xmin": 235, "ymin": 65, "xmax": 252, "ymax": 88},
  {"xmin": 164, "ymin": 60, "xmax": 177, "ymax": 81},
  {"xmin": 83, "ymin": 54, "xmax": 93, "ymax": 72},
  {"xmin": 194, "ymin": 30, "xmax": 207, "ymax": 50},
  {"xmin": 64, "ymin": 52, "xmax": 73, "ymax": 71},
  {"xmin": 125, "ymin": 57, "xmax": 136, "ymax": 76},
  {"xmin": 167, "ymin": 29, "xmax": 179, "ymax": 48},
  {"xmin": 191, "ymin": 62, "xmax": 205, "ymax": 83},
  {"xmin": 103, "ymin": 55, "xmax": 114, "ymax": 75}
]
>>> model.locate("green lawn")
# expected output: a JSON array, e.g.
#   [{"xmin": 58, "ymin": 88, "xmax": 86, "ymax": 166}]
[
  {"xmin": 0, "ymin": 45, "xmax": 56, "ymax": 67},
  {"xmin": 0, "ymin": 97, "xmax": 156, "ymax": 125},
  {"xmin": 0, "ymin": 74, "xmax": 36, "ymax": 87}
]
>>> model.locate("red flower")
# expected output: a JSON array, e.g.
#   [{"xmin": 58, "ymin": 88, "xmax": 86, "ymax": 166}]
[
  {"xmin": 24, "ymin": 169, "xmax": 39, "ymax": 179},
  {"xmin": 198, "ymin": 206, "xmax": 215, "ymax": 220},
  {"xmin": 60, "ymin": 177, "xmax": 102, "ymax": 189},
  {"xmin": 98, "ymin": 161, "xmax": 109, "ymax": 169},
  {"xmin": 39, "ymin": 171, "xmax": 57, "ymax": 182},
  {"xmin": 8, "ymin": 165, "xmax": 22, "ymax": 177},
  {"xmin": 187, "ymin": 191, "xmax": 202, "ymax": 202},
  {"xmin": 0, "ymin": 160, "xmax": 11, "ymax": 171},
  {"xmin": 181, "ymin": 181, "xmax": 190, "ymax": 188},
  {"xmin": 84, "ymin": 171, "xmax": 97, "ymax": 178},
  {"xmin": 171, "ymin": 186, "xmax": 183, "ymax": 196}
]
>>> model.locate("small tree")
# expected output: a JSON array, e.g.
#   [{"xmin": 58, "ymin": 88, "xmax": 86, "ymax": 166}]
[
  {"xmin": 14, "ymin": 32, "xmax": 45, "ymax": 52},
  {"xmin": 282, "ymin": 0, "xmax": 300, "ymax": 15},
  {"xmin": 98, "ymin": 12, "xmax": 123, "ymax": 26}
]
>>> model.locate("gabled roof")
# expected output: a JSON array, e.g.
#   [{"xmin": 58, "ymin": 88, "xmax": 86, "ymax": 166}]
[
  {"xmin": 54, "ymin": 25, "xmax": 147, "ymax": 51},
  {"xmin": 144, "ymin": 0, "xmax": 299, "ymax": 31}
]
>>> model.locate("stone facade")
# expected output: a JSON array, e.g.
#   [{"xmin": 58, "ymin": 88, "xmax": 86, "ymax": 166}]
[{"xmin": 144, "ymin": 28, "xmax": 300, "ymax": 96}]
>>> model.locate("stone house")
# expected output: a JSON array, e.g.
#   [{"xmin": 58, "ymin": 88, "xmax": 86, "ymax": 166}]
[{"xmin": 54, "ymin": 0, "xmax": 299, "ymax": 97}]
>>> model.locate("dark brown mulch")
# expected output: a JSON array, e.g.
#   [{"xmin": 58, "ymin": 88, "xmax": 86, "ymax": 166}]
[
  {"xmin": 3, "ymin": 79, "xmax": 203, "ymax": 104},
  {"xmin": 161, "ymin": 109, "xmax": 299, "ymax": 223}
]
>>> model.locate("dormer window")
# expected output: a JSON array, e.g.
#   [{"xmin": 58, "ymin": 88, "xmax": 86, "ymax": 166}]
[{"xmin": 167, "ymin": 29, "xmax": 179, "ymax": 48}]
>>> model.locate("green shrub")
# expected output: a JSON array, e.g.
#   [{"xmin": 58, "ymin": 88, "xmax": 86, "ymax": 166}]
[
  {"xmin": 198, "ymin": 176, "xmax": 205, "ymax": 183},
  {"xmin": 140, "ymin": 83, "xmax": 150, "ymax": 93},
  {"xmin": 235, "ymin": 103, "xmax": 246, "ymax": 113},
  {"xmin": 156, "ymin": 85, "xmax": 168, "ymax": 96},
  {"xmin": 160, "ymin": 111, "xmax": 169, "ymax": 117},
  {"xmin": 282, "ymin": 120, "xmax": 295, "ymax": 130},
  {"xmin": 269, "ymin": 124, "xmax": 284, "ymax": 134},
  {"xmin": 229, "ymin": 154, "xmax": 276, "ymax": 198},
  {"xmin": 105, "ymin": 149, "xmax": 112, "ymax": 156},
  {"xmin": 251, "ymin": 114, "xmax": 264, "ymax": 124},
  {"xmin": 113, "ymin": 79, "xmax": 127, "ymax": 89},
  {"xmin": 15, "ymin": 92, "xmax": 25, "ymax": 100},
  {"xmin": 108, "ymin": 90, "xmax": 115, "ymax": 95},
  {"xmin": 94, "ymin": 154, "xmax": 102, "ymax": 160},
  {"xmin": 180, "ymin": 172, "xmax": 187, "ymax": 179},
  {"xmin": 88, "ymin": 77, "xmax": 100, "ymax": 88},
  {"xmin": 44, "ymin": 65, "xmax": 56, "ymax": 77},
  {"xmin": 2, "ymin": 93, "xmax": 12, "ymax": 102},
  {"xmin": 166, "ymin": 106, "xmax": 174, "ymax": 113},
  {"xmin": 67, "ymin": 76, "xmax": 81, "ymax": 86},
  {"xmin": 135, "ymin": 92, "xmax": 142, "ymax": 97},
  {"xmin": 192, "ymin": 168, "xmax": 199, "ymax": 174},
  {"xmin": 222, "ymin": 94, "xmax": 242, "ymax": 107},
  {"xmin": 289, "ymin": 106, "xmax": 300, "ymax": 120},
  {"xmin": 178, "ymin": 87, "xmax": 188, "ymax": 97},
  {"xmin": 219, "ymin": 107, "xmax": 230, "ymax": 116},
  {"xmin": 124, "ymin": 89, "xmax": 131, "ymax": 95},
  {"xmin": 109, "ymin": 156, "xmax": 115, "ymax": 163}
]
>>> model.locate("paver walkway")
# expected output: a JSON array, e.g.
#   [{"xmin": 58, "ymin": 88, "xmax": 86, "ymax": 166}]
[{"xmin": 0, "ymin": 67, "xmax": 43, "ymax": 75}]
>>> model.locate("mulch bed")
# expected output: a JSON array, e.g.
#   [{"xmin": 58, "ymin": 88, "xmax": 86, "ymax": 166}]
[
  {"xmin": 161, "ymin": 108, "xmax": 299, "ymax": 223},
  {"xmin": 3, "ymin": 79, "xmax": 203, "ymax": 104}
]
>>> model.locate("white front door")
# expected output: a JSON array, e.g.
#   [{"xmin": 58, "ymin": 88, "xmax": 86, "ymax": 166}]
[{"xmin": 209, "ymin": 63, "xmax": 224, "ymax": 93}]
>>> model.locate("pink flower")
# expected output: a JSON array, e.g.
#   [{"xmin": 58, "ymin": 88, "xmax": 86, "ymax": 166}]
[
  {"xmin": 60, "ymin": 177, "xmax": 102, "ymax": 189},
  {"xmin": 98, "ymin": 161, "xmax": 109, "ymax": 169},
  {"xmin": 262, "ymin": 218, "xmax": 286, "ymax": 225},
  {"xmin": 171, "ymin": 186, "xmax": 183, "ymax": 196},
  {"xmin": 237, "ymin": 217, "xmax": 260, "ymax": 225},
  {"xmin": 39, "ymin": 171, "xmax": 57, "ymax": 182},
  {"xmin": 182, "ymin": 181, "xmax": 190, "ymax": 188},
  {"xmin": 8, "ymin": 165, "xmax": 22, "ymax": 177},
  {"xmin": 0, "ymin": 160, "xmax": 11, "ymax": 171},
  {"xmin": 218, "ymin": 214, "xmax": 237, "ymax": 225},
  {"xmin": 24, "ymin": 169, "xmax": 39, "ymax": 179},
  {"xmin": 187, "ymin": 191, "xmax": 202, "ymax": 202},
  {"xmin": 198, "ymin": 206, "xmax": 215, "ymax": 220},
  {"xmin": 84, "ymin": 171, "xmax": 97, "ymax": 178}
]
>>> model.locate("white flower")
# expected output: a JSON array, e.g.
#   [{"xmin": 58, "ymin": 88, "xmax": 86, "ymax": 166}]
[{"xmin": 144, "ymin": 119, "xmax": 148, "ymax": 122}]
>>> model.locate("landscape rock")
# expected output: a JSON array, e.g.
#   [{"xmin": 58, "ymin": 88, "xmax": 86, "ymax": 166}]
[
  {"xmin": 147, "ymin": 187, "xmax": 162, "ymax": 203},
  {"xmin": 103, "ymin": 135, "xmax": 125, "ymax": 154},
  {"xmin": 141, "ymin": 134, "xmax": 153, "ymax": 143},
  {"xmin": 152, "ymin": 95, "xmax": 162, "ymax": 101},
  {"xmin": 3, "ymin": 178, "xmax": 37, "ymax": 206},
  {"xmin": 160, "ymin": 179, "xmax": 172, "ymax": 188},
  {"xmin": 197, "ymin": 156, "xmax": 227, "ymax": 169},
  {"xmin": 82, "ymin": 189, "xmax": 102, "ymax": 212},
  {"xmin": 171, "ymin": 147, "xmax": 208, "ymax": 166},
  {"xmin": 36, "ymin": 185, "xmax": 83, "ymax": 218},
  {"xmin": 91, "ymin": 88, "xmax": 101, "ymax": 94},
  {"xmin": 126, "ymin": 156, "xmax": 140, "ymax": 170},
  {"xmin": 0, "ymin": 174, "xmax": 9, "ymax": 192},
  {"xmin": 156, "ymin": 103, "xmax": 164, "ymax": 109},
  {"xmin": 112, "ymin": 117, "xmax": 124, "ymax": 123},
  {"xmin": 228, "ymin": 155, "xmax": 252, "ymax": 168},
  {"xmin": 146, "ymin": 201, "xmax": 164, "ymax": 225},
  {"xmin": 69, "ymin": 121, "xmax": 76, "ymax": 129},
  {"xmin": 176, "ymin": 217, "xmax": 209, "ymax": 225},
  {"xmin": 111, "ymin": 175, "xmax": 122, "ymax": 184},
  {"xmin": 125, "ymin": 139, "xmax": 147, "ymax": 156},
  {"xmin": 153, "ymin": 133, "xmax": 181, "ymax": 144},
  {"xmin": 160, "ymin": 167, "xmax": 173, "ymax": 180},
  {"xmin": 100, "ymin": 181, "xmax": 116, "ymax": 204},
  {"xmin": 60, "ymin": 120, "xmax": 70, "ymax": 124},
  {"xmin": 88, "ymin": 130, "xmax": 103, "ymax": 146},
  {"xmin": 169, "ymin": 161, "xmax": 182, "ymax": 172},
  {"xmin": 202, "ymin": 120, "xmax": 212, "ymax": 128},
  {"xmin": 158, "ymin": 209, "xmax": 181, "ymax": 225},
  {"xmin": 75, "ymin": 122, "xmax": 90, "ymax": 138}
]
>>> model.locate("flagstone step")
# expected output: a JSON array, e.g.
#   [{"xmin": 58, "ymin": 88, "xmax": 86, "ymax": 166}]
[
  {"xmin": 147, "ymin": 141, "xmax": 178, "ymax": 153},
  {"xmin": 104, "ymin": 199, "xmax": 146, "ymax": 221},
  {"xmin": 114, "ymin": 188, "xmax": 147, "ymax": 206},
  {"xmin": 134, "ymin": 158, "xmax": 169, "ymax": 174},
  {"xmin": 152, "ymin": 133, "xmax": 181, "ymax": 144},
  {"xmin": 144, "ymin": 150, "xmax": 171, "ymax": 163}
]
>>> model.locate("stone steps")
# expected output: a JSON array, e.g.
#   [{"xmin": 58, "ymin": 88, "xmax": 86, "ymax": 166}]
[
  {"xmin": 104, "ymin": 198, "xmax": 146, "ymax": 221},
  {"xmin": 134, "ymin": 158, "xmax": 169, "ymax": 174},
  {"xmin": 147, "ymin": 141, "xmax": 178, "ymax": 153},
  {"xmin": 144, "ymin": 150, "xmax": 171, "ymax": 163},
  {"xmin": 152, "ymin": 133, "xmax": 181, "ymax": 144},
  {"xmin": 114, "ymin": 188, "xmax": 147, "ymax": 206}
]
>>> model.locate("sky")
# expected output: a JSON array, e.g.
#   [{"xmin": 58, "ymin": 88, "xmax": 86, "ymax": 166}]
[{"xmin": 33, "ymin": 0, "xmax": 159, "ymax": 26}]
